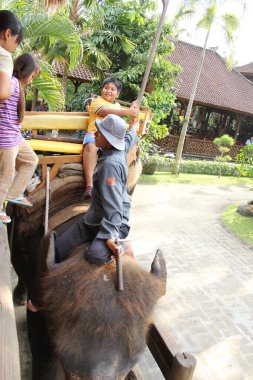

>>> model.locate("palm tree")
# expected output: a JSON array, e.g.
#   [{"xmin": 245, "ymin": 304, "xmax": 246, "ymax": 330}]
[
  {"xmin": 172, "ymin": 0, "xmax": 246, "ymax": 174},
  {"xmin": 0, "ymin": 0, "xmax": 83, "ymax": 110}
]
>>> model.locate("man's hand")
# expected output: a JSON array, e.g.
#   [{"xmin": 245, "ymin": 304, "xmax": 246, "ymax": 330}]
[
  {"xmin": 131, "ymin": 100, "xmax": 140, "ymax": 109},
  {"xmin": 106, "ymin": 239, "xmax": 124, "ymax": 260},
  {"xmin": 128, "ymin": 105, "xmax": 139, "ymax": 118},
  {"xmin": 106, "ymin": 239, "xmax": 118, "ymax": 255}
]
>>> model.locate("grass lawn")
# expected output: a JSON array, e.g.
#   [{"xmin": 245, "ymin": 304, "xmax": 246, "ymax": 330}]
[
  {"xmin": 222, "ymin": 203, "xmax": 253, "ymax": 247},
  {"xmin": 139, "ymin": 171, "xmax": 253, "ymax": 186}
]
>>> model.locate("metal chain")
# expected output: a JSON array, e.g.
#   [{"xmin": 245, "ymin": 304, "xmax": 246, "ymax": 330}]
[{"xmin": 44, "ymin": 167, "xmax": 50, "ymax": 236}]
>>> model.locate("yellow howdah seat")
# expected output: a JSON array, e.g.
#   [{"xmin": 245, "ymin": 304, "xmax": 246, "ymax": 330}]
[
  {"xmin": 23, "ymin": 113, "xmax": 89, "ymax": 131},
  {"xmin": 22, "ymin": 107, "xmax": 152, "ymax": 194},
  {"xmin": 22, "ymin": 107, "xmax": 152, "ymax": 155},
  {"xmin": 23, "ymin": 112, "xmax": 89, "ymax": 154},
  {"xmin": 28, "ymin": 140, "xmax": 83, "ymax": 154}
]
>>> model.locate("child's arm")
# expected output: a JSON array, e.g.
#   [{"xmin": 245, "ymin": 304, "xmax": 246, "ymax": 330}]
[
  {"xmin": 0, "ymin": 52, "xmax": 13, "ymax": 100},
  {"xmin": 124, "ymin": 124, "xmax": 140, "ymax": 154},
  {"xmin": 97, "ymin": 104, "xmax": 139, "ymax": 118},
  {"xmin": 0, "ymin": 72, "xmax": 12, "ymax": 100}
]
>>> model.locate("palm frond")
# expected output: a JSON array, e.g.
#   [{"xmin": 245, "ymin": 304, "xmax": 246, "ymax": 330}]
[
  {"xmin": 221, "ymin": 13, "xmax": 239, "ymax": 32},
  {"xmin": 100, "ymin": 30, "xmax": 135, "ymax": 54},
  {"xmin": 82, "ymin": 38, "xmax": 111, "ymax": 69},
  {"xmin": 221, "ymin": 13, "xmax": 239, "ymax": 46},
  {"xmin": 21, "ymin": 14, "xmax": 83, "ymax": 70},
  {"xmin": 33, "ymin": 60, "xmax": 64, "ymax": 111},
  {"xmin": 197, "ymin": 4, "xmax": 216, "ymax": 29}
]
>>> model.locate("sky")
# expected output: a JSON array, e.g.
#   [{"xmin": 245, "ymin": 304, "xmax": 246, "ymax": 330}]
[{"xmin": 162, "ymin": 0, "xmax": 253, "ymax": 66}]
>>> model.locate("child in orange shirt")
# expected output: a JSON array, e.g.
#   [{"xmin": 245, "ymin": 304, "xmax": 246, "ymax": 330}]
[{"xmin": 83, "ymin": 77, "xmax": 139, "ymax": 199}]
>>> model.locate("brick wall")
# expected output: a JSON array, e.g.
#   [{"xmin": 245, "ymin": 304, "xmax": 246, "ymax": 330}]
[{"xmin": 157, "ymin": 135, "xmax": 242, "ymax": 159}]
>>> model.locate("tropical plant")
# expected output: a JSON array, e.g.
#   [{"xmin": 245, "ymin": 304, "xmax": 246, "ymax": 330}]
[
  {"xmin": 67, "ymin": 0, "xmax": 179, "ymax": 151},
  {"xmin": 235, "ymin": 144, "xmax": 253, "ymax": 177},
  {"xmin": 172, "ymin": 0, "xmax": 246, "ymax": 174},
  {"xmin": 213, "ymin": 134, "xmax": 234, "ymax": 177},
  {"xmin": 0, "ymin": 0, "xmax": 84, "ymax": 110}
]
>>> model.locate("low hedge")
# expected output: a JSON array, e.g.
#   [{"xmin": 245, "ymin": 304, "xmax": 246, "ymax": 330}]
[{"xmin": 156, "ymin": 158, "xmax": 252, "ymax": 177}]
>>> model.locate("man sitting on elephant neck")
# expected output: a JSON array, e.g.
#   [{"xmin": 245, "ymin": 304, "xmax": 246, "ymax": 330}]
[{"xmin": 55, "ymin": 114, "xmax": 139, "ymax": 265}]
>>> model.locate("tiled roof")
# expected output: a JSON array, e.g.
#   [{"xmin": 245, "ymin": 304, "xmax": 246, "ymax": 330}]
[
  {"xmin": 53, "ymin": 62, "xmax": 94, "ymax": 82},
  {"xmin": 235, "ymin": 62, "xmax": 253, "ymax": 75},
  {"xmin": 168, "ymin": 39, "xmax": 253, "ymax": 116}
]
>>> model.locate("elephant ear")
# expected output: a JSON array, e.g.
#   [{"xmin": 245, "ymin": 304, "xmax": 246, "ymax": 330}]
[
  {"xmin": 151, "ymin": 249, "xmax": 167, "ymax": 279},
  {"xmin": 150, "ymin": 249, "xmax": 167, "ymax": 296}
]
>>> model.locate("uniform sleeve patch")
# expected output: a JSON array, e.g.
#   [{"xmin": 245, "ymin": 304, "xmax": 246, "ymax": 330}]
[{"xmin": 107, "ymin": 177, "xmax": 116, "ymax": 186}]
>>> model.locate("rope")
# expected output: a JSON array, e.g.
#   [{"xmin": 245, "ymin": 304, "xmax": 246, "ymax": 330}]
[{"xmin": 44, "ymin": 166, "xmax": 50, "ymax": 236}]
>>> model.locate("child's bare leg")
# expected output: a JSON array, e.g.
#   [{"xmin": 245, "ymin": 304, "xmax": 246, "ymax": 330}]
[{"xmin": 82, "ymin": 142, "xmax": 98, "ymax": 198}]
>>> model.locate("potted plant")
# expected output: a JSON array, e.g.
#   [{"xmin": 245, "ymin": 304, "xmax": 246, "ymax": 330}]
[
  {"xmin": 142, "ymin": 153, "xmax": 163, "ymax": 175},
  {"xmin": 213, "ymin": 134, "xmax": 235, "ymax": 178}
]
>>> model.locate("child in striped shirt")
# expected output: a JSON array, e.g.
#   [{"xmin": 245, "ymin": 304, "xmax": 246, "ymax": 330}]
[
  {"xmin": 0, "ymin": 10, "xmax": 23, "ymax": 100},
  {"xmin": 0, "ymin": 53, "xmax": 40, "ymax": 223}
]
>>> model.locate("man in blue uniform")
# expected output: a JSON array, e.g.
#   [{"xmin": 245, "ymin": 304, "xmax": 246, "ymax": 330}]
[{"xmin": 55, "ymin": 114, "xmax": 139, "ymax": 265}]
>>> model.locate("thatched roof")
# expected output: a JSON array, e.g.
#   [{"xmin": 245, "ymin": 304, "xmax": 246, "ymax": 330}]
[
  {"xmin": 168, "ymin": 39, "xmax": 253, "ymax": 116},
  {"xmin": 53, "ymin": 62, "xmax": 94, "ymax": 83}
]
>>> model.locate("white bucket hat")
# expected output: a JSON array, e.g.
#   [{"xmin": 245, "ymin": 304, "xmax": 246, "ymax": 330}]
[{"xmin": 95, "ymin": 114, "xmax": 128, "ymax": 150}]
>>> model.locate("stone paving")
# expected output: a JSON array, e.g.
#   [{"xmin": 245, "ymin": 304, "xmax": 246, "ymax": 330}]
[{"xmin": 131, "ymin": 183, "xmax": 253, "ymax": 380}]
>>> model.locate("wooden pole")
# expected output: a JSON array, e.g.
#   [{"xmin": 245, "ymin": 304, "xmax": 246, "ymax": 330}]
[
  {"xmin": 0, "ymin": 226, "xmax": 21, "ymax": 380},
  {"xmin": 135, "ymin": 0, "xmax": 170, "ymax": 107},
  {"xmin": 115, "ymin": 242, "xmax": 124, "ymax": 291},
  {"xmin": 170, "ymin": 352, "xmax": 197, "ymax": 380}
]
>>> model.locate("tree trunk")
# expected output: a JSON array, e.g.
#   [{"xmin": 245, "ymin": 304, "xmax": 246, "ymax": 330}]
[
  {"xmin": 234, "ymin": 115, "xmax": 243, "ymax": 142},
  {"xmin": 61, "ymin": 65, "xmax": 68, "ymax": 110},
  {"xmin": 69, "ymin": 0, "xmax": 80, "ymax": 24},
  {"xmin": 31, "ymin": 87, "xmax": 38, "ymax": 111},
  {"xmin": 172, "ymin": 27, "xmax": 211, "ymax": 174}
]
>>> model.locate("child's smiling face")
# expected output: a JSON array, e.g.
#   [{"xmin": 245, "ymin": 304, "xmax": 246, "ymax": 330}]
[{"xmin": 101, "ymin": 82, "xmax": 120, "ymax": 103}]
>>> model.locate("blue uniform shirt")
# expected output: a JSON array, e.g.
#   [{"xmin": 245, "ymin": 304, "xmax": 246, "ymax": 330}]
[{"xmin": 83, "ymin": 128, "xmax": 139, "ymax": 240}]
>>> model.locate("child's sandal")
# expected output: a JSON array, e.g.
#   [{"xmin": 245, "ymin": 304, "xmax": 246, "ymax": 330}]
[{"xmin": 0, "ymin": 212, "xmax": 11, "ymax": 224}]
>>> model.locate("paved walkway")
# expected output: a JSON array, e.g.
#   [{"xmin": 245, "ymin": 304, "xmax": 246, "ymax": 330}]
[{"xmin": 131, "ymin": 183, "xmax": 253, "ymax": 380}]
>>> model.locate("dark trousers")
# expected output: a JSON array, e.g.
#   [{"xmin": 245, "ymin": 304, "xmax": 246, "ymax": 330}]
[{"xmin": 55, "ymin": 219, "xmax": 129, "ymax": 265}]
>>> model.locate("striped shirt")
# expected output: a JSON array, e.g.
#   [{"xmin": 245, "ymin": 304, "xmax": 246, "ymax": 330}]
[{"xmin": 0, "ymin": 76, "xmax": 22, "ymax": 147}]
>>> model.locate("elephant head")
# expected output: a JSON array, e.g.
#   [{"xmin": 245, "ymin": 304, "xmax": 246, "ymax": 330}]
[{"xmin": 32, "ymin": 232, "xmax": 167, "ymax": 380}]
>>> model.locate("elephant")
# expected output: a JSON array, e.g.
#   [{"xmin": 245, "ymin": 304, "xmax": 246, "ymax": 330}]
[
  {"xmin": 26, "ymin": 229, "xmax": 167, "ymax": 380},
  {"xmin": 7, "ymin": 146, "xmax": 167, "ymax": 379}
]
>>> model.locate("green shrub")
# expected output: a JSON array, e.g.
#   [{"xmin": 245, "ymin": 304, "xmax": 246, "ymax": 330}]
[
  {"xmin": 158, "ymin": 158, "xmax": 245, "ymax": 177},
  {"xmin": 235, "ymin": 145, "xmax": 253, "ymax": 177}
]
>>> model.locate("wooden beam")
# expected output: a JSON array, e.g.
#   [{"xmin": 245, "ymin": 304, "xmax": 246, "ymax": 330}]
[
  {"xmin": 147, "ymin": 314, "xmax": 196, "ymax": 380},
  {"xmin": 0, "ymin": 226, "xmax": 21, "ymax": 380},
  {"xmin": 29, "ymin": 155, "xmax": 82, "ymax": 195}
]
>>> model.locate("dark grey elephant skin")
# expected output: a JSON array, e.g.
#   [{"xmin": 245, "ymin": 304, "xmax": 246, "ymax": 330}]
[{"xmin": 28, "ymin": 231, "xmax": 167, "ymax": 380}]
